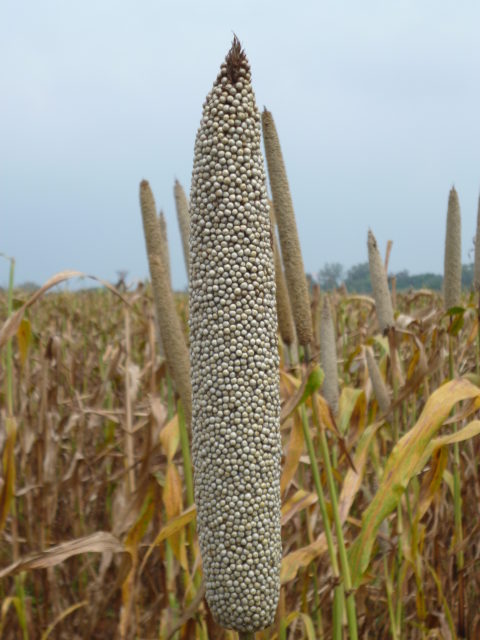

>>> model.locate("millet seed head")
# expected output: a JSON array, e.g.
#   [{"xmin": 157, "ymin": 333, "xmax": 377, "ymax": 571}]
[
  {"xmin": 158, "ymin": 210, "xmax": 171, "ymax": 285},
  {"xmin": 262, "ymin": 108, "xmax": 313, "ymax": 347},
  {"xmin": 319, "ymin": 296, "xmax": 339, "ymax": 415},
  {"xmin": 365, "ymin": 346, "xmax": 390, "ymax": 414},
  {"xmin": 367, "ymin": 229, "xmax": 394, "ymax": 333},
  {"xmin": 139, "ymin": 180, "xmax": 192, "ymax": 425},
  {"xmin": 443, "ymin": 186, "xmax": 462, "ymax": 311},
  {"xmin": 269, "ymin": 201, "xmax": 296, "ymax": 347},
  {"xmin": 189, "ymin": 37, "xmax": 281, "ymax": 633},
  {"xmin": 174, "ymin": 179, "xmax": 191, "ymax": 275}
]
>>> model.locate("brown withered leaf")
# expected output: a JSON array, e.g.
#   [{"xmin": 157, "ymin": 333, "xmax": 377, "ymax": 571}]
[
  {"xmin": 0, "ymin": 531, "xmax": 129, "ymax": 579},
  {"xmin": 0, "ymin": 270, "xmax": 131, "ymax": 349}
]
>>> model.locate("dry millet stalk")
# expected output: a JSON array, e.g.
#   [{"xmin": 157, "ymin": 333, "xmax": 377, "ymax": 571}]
[
  {"xmin": 443, "ymin": 186, "xmax": 462, "ymax": 311},
  {"xmin": 319, "ymin": 296, "xmax": 339, "ymax": 414},
  {"xmin": 365, "ymin": 346, "xmax": 390, "ymax": 414},
  {"xmin": 139, "ymin": 180, "xmax": 192, "ymax": 425},
  {"xmin": 262, "ymin": 108, "xmax": 313, "ymax": 347},
  {"xmin": 269, "ymin": 201, "xmax": 296, "ymax": 347},
  {"xmin": 174, "ymin": 179, "xmax": 191, "ymax": 275},
  {"xmin": 367, "ymin": 229, "xmax": 394, "ymax": 333},
  {"xmin": 189, "ymin": 37, "xmax": 281, "ymax": 633},
  {"xmin": 474, "ymin": 195, "xmax": 480, "ymax": 292}
]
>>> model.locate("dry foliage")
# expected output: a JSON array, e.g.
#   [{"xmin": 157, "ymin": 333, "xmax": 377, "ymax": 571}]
[{"xmin": 1, "ymin": 279, "xmax": 480, "ymax": 639}]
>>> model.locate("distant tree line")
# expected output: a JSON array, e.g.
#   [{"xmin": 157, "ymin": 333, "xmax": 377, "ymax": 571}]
[
  {"xmin": 313, "ymin": 262, "xmax": 475, "ymax": 293},
  {"xmin": 4, "ymin": 264, "xmax": 476, "ymax": 295}
]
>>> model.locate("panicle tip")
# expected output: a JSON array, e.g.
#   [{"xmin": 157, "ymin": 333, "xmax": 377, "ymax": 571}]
[{"xmin": 225, "ymin": 34, "xmax": 248, "ymax": 84}]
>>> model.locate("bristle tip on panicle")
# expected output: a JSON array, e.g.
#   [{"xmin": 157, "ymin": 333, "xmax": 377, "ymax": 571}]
[{"xmin": 224, "ymin": 35, "xmax": 248, "ymax": 84}]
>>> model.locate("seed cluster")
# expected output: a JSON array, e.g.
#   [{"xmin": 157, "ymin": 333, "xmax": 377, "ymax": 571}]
[
  {"xmin": 368, "ymin": 229, "xmax": 394, "ymax": 333},
  {"xmin": 365, "ymin": 347, "xmax": 390, "ymax": 414},
  {"xmin": 139, "ymin": 180, "xmax": 192, "ymax": 424},
  {"xmin": 158, "ymin": 210, "xmax": 171, "ymax": 285},
  {"xmin": 320, "ymin": 297, "xmax": 339, "ymax": 415},
  {"xmin": 443, "ymin": 187, "xmax": 462, "ymax": 311},
  {"xmin": 269, "ymin": 201, "xmax": 296, "ymax": 347},
  {"xmin": 262, "ymin": 108, "xmax": 313, "ymax": 347},
  {"xmin": 189, "ymin": 39, "xmax": 281, "ymax": 632},
  {"xmin": 174, "ymin": 179, "xmax": 191, "ymax": 274}
]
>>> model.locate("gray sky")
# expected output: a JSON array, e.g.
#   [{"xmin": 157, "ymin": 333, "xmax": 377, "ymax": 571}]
[{"xmin": 2, "ymin": 0, "xmax": 480, "ymax": 290}]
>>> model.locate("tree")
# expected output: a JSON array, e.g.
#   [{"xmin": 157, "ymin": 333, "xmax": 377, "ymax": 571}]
[
  {"xmin": 462, "ymin": 263, "xmax": 474, "ymax": 289},
  {"xmin": 345, "ymin": 262, "xmax": 371, "ymax": 293},
  {"xmin": 317, "ymin": 262, "xmax": 344, "ymax": 291}
]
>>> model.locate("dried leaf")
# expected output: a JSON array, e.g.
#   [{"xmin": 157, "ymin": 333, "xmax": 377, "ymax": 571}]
[
  {"xmin": 280, "ymin": 411, "xmax": 304, "ymax": 494},
  {"xmin": 164, "ymin": 462, "xmax": 183, "ymax": 522},
  {"xmin": 41, "ymin": 601, "xmax": 88, "ymax": 640},
  {"xmin": 281, "ymin": 489, "xmax": 317, "ymax": 526},
  {"xmin": 159, "ymin": 415, "xmax": 180, "ymax": 462},
  {"xmin": 0, "ymin": 417, "xmax": 17, "ymax": 533},
  {"xmin": 139, "ymin": 505, "xmax": 196, "ymax": 576},
  {"xmin": 0, "ymin": 531, "xmax": 128, "ymax": 579},
  {"xmin": 0, "ymin": 270, "xmax": 131, "ymax": 349},
  {"xmin": 16, "ymin": 318, "xmax": 32, "ymax": 367}
]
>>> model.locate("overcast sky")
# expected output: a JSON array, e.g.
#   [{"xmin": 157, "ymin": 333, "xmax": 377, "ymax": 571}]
[{"xmin": 2, "ymin": 0, "xmax": 480, "ymax": 290}]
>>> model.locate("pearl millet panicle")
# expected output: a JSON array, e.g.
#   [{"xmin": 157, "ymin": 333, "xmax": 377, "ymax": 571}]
[
  {"xmin": 319, "ymin": 296, "xmax": 339, "ymax": 415},
  {"xmin": 174, "ymin": 179, "xmax": 191, "ymax": 275},
  {"xmin": 367, "ymin": 229, "xmax": 394, "ymax": 333},
  {"xmin": 189, "ymin": 37, "xmax": 282, "ymax": 632},
  {"xmin": 443, "ymin": 186, "xmax": 462, "ymax": 311}
]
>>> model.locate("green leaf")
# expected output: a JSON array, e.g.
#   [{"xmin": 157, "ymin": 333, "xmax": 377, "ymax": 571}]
[
  {"xmin": 348, "ymin": 377, "xmax": 480, "ymax": 586},
  {"xmin": 299, "ymin": 364, "xmax": 324, "ymax": 405}
]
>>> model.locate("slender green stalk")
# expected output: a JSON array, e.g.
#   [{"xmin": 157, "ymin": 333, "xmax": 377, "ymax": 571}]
[
  {"xmin": 448, "ymin": 331, "xmax": 465, "ymax": 637},
  {"xmin": 299, "ymin": 404, "xmax": 344, "ymax": 640},
  {"xmin": 406, "ymin": 498, "xmax": 427, "ymax": 640},
  {"xmin": 309, "ymin": 395, "xmax": 358, "ymax": 640},
  {"xmin": 384, "ymin": 556, "xmax": 399, "ymax": 640},
  {"xmin": 305, "ymin": 344, "xmax": 357, "ymax": 639}
]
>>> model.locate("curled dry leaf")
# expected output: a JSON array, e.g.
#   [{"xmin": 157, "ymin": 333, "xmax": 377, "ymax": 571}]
[{"xmin": 0, "ymin": 531, "xmax": 129, "ymax": 579}]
